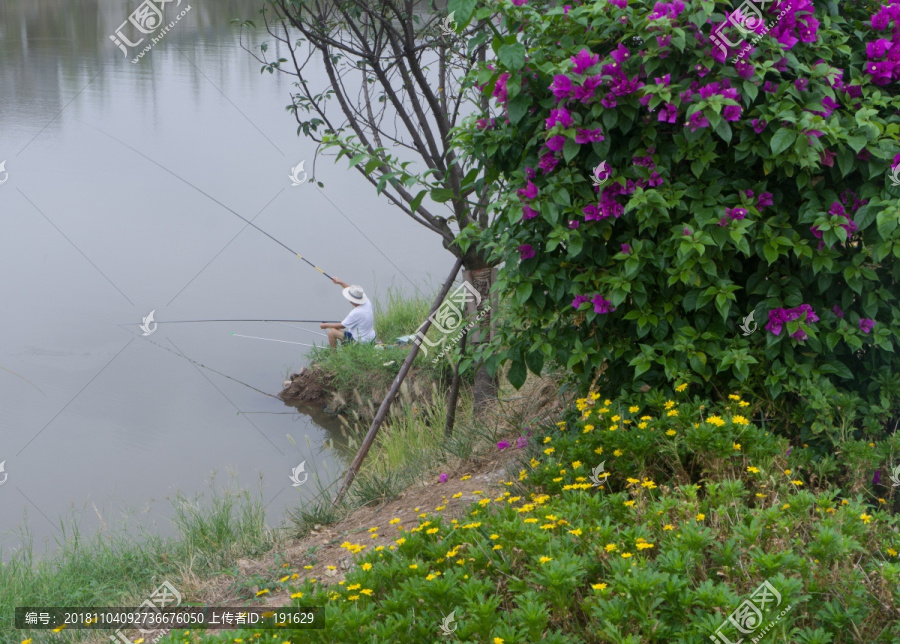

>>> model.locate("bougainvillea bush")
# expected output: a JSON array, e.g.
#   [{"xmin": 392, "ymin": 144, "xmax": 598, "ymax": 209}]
[
  {"xmin": 453, "ymin": 0, "xmax": 900, "ymax": 445},
  {"xmin": 154, "ymin": 389, "xmax": 900, "ymax": 643}
]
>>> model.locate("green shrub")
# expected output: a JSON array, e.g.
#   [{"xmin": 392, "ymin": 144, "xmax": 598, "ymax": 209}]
[
  {"xmin": 157, "ymin": 386, "xmax": 900, "ymax": 643},
  {"xmin": 453, "ymin": 0, "xmax": 900, "ymax": 446}
]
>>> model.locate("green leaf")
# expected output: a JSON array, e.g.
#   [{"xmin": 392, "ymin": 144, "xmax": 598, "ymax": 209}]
[
  {"xmin": 447, "ymin": 0, "xmax": 478, "ymax": 23},
  {"xmin": 430, "ymin": 188, "xmax": 455, "ymax": 203},
  {"xmin": 507, "ymin": 95, "xmax": 529, "ymax": 125},
  {"xmin": 515, "ymin": 282, "xmax": 533, "ymax": 306},
  {"xmin": 846, "ymin": 134, "xmax": 868, "ymax": 153},
  {"xmin": 498, "ymin": 43, "xmax": 526, "ymax": 71},
  {"xmin": 770, "ymin": 129, "xmax": 797, "ymax": 155},
  {"xmin": 563, "ymin": 138, "xmax": 580, "ymax": 163},
  {"xmin": 714, "ymin": 119, "xmax": 732, "ymax": 144},
  {"xmin": 410, "ymin": 190, "xmax": 427, "ymax": 215},
  {"xmin": 525, "ymin": 350, "xmax": 544, "ymax": 376},
  {"xmin": 507, "ymin": 359, "xmax": 527, "ymax": 389}
]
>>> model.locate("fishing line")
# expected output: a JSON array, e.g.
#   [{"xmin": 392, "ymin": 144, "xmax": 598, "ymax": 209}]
[
  {"xmin": 94, "ymin": 126, "xmax": 334, "ymax": 281},
  {"xmin": 273, "ymin": 322, "xmax": 328, "ymax": 337},
  {"xmin": 120, "ymin": 327, "xmax": 280, "ymax": 399},
  {"xmin": 117, "ymin": 319, "xmax": 337, "ymax": 326},
  {"xmin": 231, "ymin": 333, "xmax": 318, "ymax": 348},
  {"xmin": 0, "ymin": 366, "xmax": 46, "ymax": 396}
]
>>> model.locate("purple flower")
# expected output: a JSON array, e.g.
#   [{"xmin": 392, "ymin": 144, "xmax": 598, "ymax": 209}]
[
  {"xmin": 683, "ymin": 227, "xmax": 692, "ymax": 236},
  {"xmin": 655, "ymin": 74, "xmax": 671, "ymax": 87},
  {"xmin": 518, "ymin": 244, "xmax": 535, "ymax": 260},
  {"xmin": 874, "ymin": 470, "xmax": 882, "ymax": 486},
  {"xmin": 735, "ymin": 59, "xmax": 755, "ymax": 79},
  {"xmin": 791, "ymin": 328, "xmax": 808, "ymax": 341},
  {"xmin": 766, "ymin": 308, "xmax": 789, "ymax": 336},
  {"xmin": 497, "ymin": 440, "xmax": 510, "ymax": 450},
  {"xmin": 763, "ymin": 81, "xmax": 778, "ymax": 94},
  {"xmin": 609, "ymin": 0, "xmax": 627, "ymax": 7},
  {"xmin": 658, "ymin": 103, "xmax": 678, "ymax": 124},
  {"xmin": 592, "ymin": 294, "xmax": 615, "ymax": 314},
  {"xmin": 686, "ymin": 111, "xmax": 709, "ymax": 132},
  {"xmin": 511, "ymin": 0, "xmax": 527, "ymax": 6},
  {"xmin": 576, "ymin": 128, "xmax": 605, "ymax": 144},
  {"xmin": 859, "ymin": 318, "xmax": 875, "ymax": 334},
  {"xmin": 621, "ymin": 243, "xmax": 632, "ymax": 254},
  {"xmin": 517, "ymin": 180, "xmax": 539, "ymax": 200},
  {"xmin": 723, "ymin": 105, "xmax": 742, "ymax": 122},
  {"xmin": 572, "ymin": 48, "xmax": 600, "ymax": 75},
  {"xmin": 572, "ymin": 294, "xmax": 590, "ymax": 309},
  {"xmin": 563, "ymin": 4, "xmax": 572, "ymax": 14},
  {"xmin": 546, "ymin": 135, "xmax": 566, "ymax": 152},
  {"xmin": 751, "ymin": 119, "xmax": 768, "ymax": 134},
  {"xmin": 832, "ymin": 305, "xmax": 844, "ymax": 318},
  {"xmin": 550, "ymin": 75, "xmax": 573, "ymax": 101},
  {"xmin": 516, "ymin": 437, "xmax": 528, "ymax": 449},
  {"xmin": 525, "ymin": 167, "xmax": 536, "ymax": 180},
  {"xmin": 797, "ymin": 304, "xmax": 819, "ymax": 323},
  {"xmin": 757, "ymin": 192, "xmax": 773, "ymax": 208},
  {"xmin": 522, "ymin": 205, "xmax": 539, "ymax": 220},
  {"xmin": 794, "ymin": 78, "xmax": 809, "ymax": 92},
  {"xmin": 493, "ymin": 73, "xmax": 510, "ymax": 104},
  {"xmin": 546, "ymin": 108, "xmax": 573, "ymax": 130},
  {"xmin": 727, "ymin": 207, "xmax": 748, "ymax": 221},
  {"xmin": 539, "ymin": 153, "xmax": 559, "ymax": 174},
  {"xmin": 601, "ymin": 93, "xmax": 618, "ymax": 108},
  {"xmin": 656, "ymin": 34, "xmax": 671, "ymax": 49},
  {"xmin": 439, "ymin": 473, "xmax": 448, "ymax": 483},
  {"xmin": 611, "ymin": 43, "xmax": 631, "ymax": 64}
]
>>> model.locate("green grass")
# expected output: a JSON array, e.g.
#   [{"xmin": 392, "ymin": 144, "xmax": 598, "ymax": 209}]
[{"xmin": 0, "ymin": 479, "xmax": 277, "ymax": 644}]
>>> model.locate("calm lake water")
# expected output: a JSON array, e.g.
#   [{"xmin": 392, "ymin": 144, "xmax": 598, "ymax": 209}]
[{"xmin": 0, "ymin": 0, "xmax": 447, "ymax": 555}]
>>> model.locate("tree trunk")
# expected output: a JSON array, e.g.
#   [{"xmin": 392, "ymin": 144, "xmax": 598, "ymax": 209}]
[{"xmin": 463, "ymin": 266, "xmax": 498, "ymax": 410}]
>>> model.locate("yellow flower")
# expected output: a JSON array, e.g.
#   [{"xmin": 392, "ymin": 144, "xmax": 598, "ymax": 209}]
[
  {"xmin": 626, "ymin": 477, "xmax": 640, "ymax": 484},
  {"xmin": 614, "ymin": 449, "xmax": 623, "ymax": 457},
  {"xmin": 435, "ymin": 505, "xmax": 446, "ymax": 511},
  {"xmin": 279, "ymin": 575, "xmax": 289, "ymax": 582},
  {"xmin": 327, "ymin": 565, "xmax": 336, "ymax": 570},
  {"xmin": 608, "ymin": 424, "xmax": 619, "ymax": 431},
  {"xmin": 51, "ymin": 625, "xmax": 66, "ymax": 633},
  {"xmin": 523, "ymin": 517, "xmax": 538, "ymax": 523},
  {"xmin": 666, "ymin": 429, "xmax": 676, "ymax": 436},
  {"xmin": 572, "ymin": 461, "xmax": 583, "ymax": 469},
  {"xmin": 733, "ymin": 443, "xmax": 741, "ymax": 450},
  {"xmin": 389, "ymin": 518, "xmax": 400, "ymax": 525},
  {"xmin": 664, "ymin": 400, "xmax": 675, "ymax": 410},
  {"xmin": 621, "ymin": 552, "xmax": 633, "ymax": 558},
  {"xmin": 539, "ymin": 556, "xmax": 553, "ymax": 564},
  {"xmin": 706, "ymin": 415, "xmax": 726, "ymax": 427},
  {"xmin": 592, "ymin": 582, "xmax": 608, "ymax": 591},
  {"xmin": 696, "ymin": 513, "xmax": 705, "ymax": 521},
  {"xmin": 452, "ymin": 492, "xmax": 463, "ymax": 499},
  {"xmin": 663, "ymin": 524, "xmax": 674, "ymax": 531},
  {"xmin": 490, "ymin": 533, "xmax": 500, "ymax": 540},
  {"xmin": 348, "ymin": 595, "xmax": 359, "ymax": 601},
  {"xmin": 640, "ymin": 415, "xmax": 652, "ymax": 421},
  {"xmin": 494, "ymin": 638, "xmax": 505, "ymax": 644},
  {"xmin": 667, "ymin": 410, "xmax": 679, "ymax": 417},
  {"xmin": 368, "ymin": 526, "xmax": 379, "ymax": 532},
  {"xmin": 784, "ymin": 469, "xmax": 792, "ymax": 475},
  {"xmin": 611, "ymin": 415, "xmax": 621, "ymax": 422},
  {"xmin": 841, "ymin": 499, "xmax": 849, "ymax": 505},
  {"xmin": 461, "ymin": 475, "xmax": 471, "ymax": 481},
  {"xmin": 732, "ymin": 415, "xmax": 749, "ymax": 426},
  {"xmin": 568, "ymin": 528, "xmax": 583, "ymax": 536},
  {"xmin": 22, "ymin": 640, "xmax": 33, "ymax": 644},
  {"xmin": 641, "ymin": 479, "xmax": 657, "ymax": 489},
  {"xmin": 860, "ymin": 514, "xmax": 873, "ymax": 524},
  {"xmin": 409, "ymin": 564, "xmax": 418, "ymax": 569},
  {"xmin": 638, "ymin": 422, "xmax": 648, "ymax": 429},
  {"xmin": 594, "ymin": 447, "xmax": 604, "ymax": 454},
  {"xmin": 792, "ymin": 480, "xmax": 803, "ymax": 486},
  {"xmin": 396, "ymin": 538, "xmax": 407, "ymax": 546},
  {"xmin": 583, "ymin": 424, "xmax": 594, "ymax": 433},
  {"xmin": 675, "ymin": 383, "xmax": 688, "ymax": 392},
  {"xmin": 636, "ymin": 542, "xmax": 654, "ymax": 550},
  {"xmin": 544, "ymin": 447, "xmax": 555, "ymax": 455},
  {"xmin": 747, "ymin": 466, "xmax": 760, "ymax": 473},
  {"xmin": 739, "ymin": 400, "xmax": 750, "ymax": 407},
  {"xmin": 888, "ymin": 548, "xmax": 898, "ymax": 557},
  {"xmin": 624, "ymin": 500, "xmax": 636, "ymax": 507},
  {"xmin": 604, "ymin": 543, "xmax": 617, "ymax": 552},
  {"xmin": 756, "ymin": 493, "xmax": 765, "ymax": 498},
  {"xmin": 256, "ymin": 589, "xmax": 270, "ymax": 596},
  {"xmin": 492, "ymin": 544, "xmax": 502, "ymax": 550},
  {"xmin": 878, "ymin": 498, "xmax": 886, "ymax": 504},
  {"xmin": 629, "ymin": 406, "xmax": 640, "ymax": 413},
  {"xmin": 362, "ymin": 563, "xmax": 372, "ymax": 571},
  {"xmin": 360, "ymin": 588, "xmax": 373, "ymax": 595},
  {"xmin": 347, "ymin": 583, "xmax": 361, "ymax": 591},
  {"xmin": 375, "ymin": 546, "xmax": 384, "ymax": 551}
]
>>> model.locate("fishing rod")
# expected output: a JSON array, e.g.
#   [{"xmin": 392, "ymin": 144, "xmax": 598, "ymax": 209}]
[
  {"xmin": 273, "ymin": 322, "xmax": 329, "ymax": 338},
  {"xmin": 94, "ymin": 126, "xmax": 334, "ymax": 281},
  {"xmin": 119, "ymin": 319, "xmax": 338, "ymax": 325},
  {"xmin": 231, "ymin": 333, "xmax": 317, "ymax": 348}
]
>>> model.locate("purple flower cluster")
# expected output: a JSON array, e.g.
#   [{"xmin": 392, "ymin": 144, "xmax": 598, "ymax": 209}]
[
  {"xmin": 572, "ymin": 294, "xmax": 616, "ymax": 315},
  {"xmin": 648, "ymin": 0, "xmax": 685, "ymax": 21},
  {"xmin": 866, "ymin": 1, "xmax": 900, "ymax": 85},
  {"xmin": 679, "ymin": 80, "xmax": 742, "ymax": 132},
  {"xmin": 766, "ymin": 304, "xmax": 819, "ymax": 339},
  {"xmin": 859, "ymin": 318, "xmax": 876, "ymax": 334}
]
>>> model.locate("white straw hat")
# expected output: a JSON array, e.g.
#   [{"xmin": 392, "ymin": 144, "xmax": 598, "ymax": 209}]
[{"xmin": 342, "ymin": 285, "xmax": 368, "ymax": 305}]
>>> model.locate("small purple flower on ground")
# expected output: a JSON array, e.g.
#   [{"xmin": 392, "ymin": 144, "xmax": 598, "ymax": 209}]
[
  {"xmin": 439, "ymin": 473, "xmax": 448, "ymax": 483},
  {"xmin": 497, "ymin": 440, "xmax": 510, "ymax": 451}
]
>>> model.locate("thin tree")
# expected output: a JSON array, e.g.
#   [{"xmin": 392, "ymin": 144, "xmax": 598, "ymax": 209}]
[{"xmin": 239, "ymin": 0, "xmax": 501, "ymax": 404}]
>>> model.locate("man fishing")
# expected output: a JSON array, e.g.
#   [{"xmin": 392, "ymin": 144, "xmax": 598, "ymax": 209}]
[{"xmin": 320, "ymin": 277, "xmax": 377, "ymax": 348}]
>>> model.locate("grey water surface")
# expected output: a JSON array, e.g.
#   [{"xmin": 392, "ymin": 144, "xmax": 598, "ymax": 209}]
[{"xmin": 0, "ymin": 0, "xmax": 447, "ymax": 555}]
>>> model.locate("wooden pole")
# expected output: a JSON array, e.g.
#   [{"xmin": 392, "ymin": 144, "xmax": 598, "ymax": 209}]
[{"xmin": 332, "ymin": 257, "xmax": 464, "ymax": 506}]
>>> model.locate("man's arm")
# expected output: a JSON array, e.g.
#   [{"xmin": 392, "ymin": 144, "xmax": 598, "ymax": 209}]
[
  {"xmin": 320, "ymin": 322, "xmax": 345, "ymax": 330},
  {"xmin": 332, "ymin": 277, "xmax": 350, "ymax": 289}
]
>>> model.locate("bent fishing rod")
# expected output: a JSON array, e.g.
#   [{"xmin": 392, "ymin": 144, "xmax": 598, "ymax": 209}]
[{"xmin": 94, "ymin": 126, "xmax": 334, "ymax": 280}]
